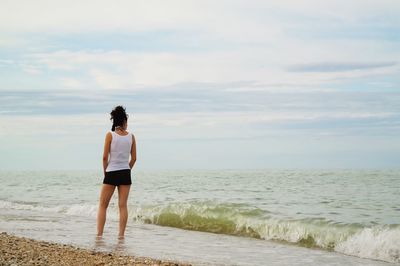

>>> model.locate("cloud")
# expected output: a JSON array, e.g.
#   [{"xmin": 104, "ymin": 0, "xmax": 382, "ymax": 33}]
[
  {"xmin": 60, "ymin": 77, "xmax": 84, "ymax": 89},
  {"xmin": 2, "ymin": 0, "xmax": 399, "ymax": 91},
  {"xmin": 286, "ymin": 61, "xmax": 397, "ymax": 72},
  {"xmin": 17, "ymin": 44, "xmax": 398, "ymax": 91},
  {"xmin": 1, "ymin": 88, "xmax": 399, "ymax": 141},
  {"xmin": 2, "ymin": 1, "xmax": 399, "ymax": 33},
  {"xmin": 0, "ymin": 1, "xmax": 198, "ymax": 32},
  {"xmin": 26, "ymin": 49, "xmax": 275, "ymax": 87}
]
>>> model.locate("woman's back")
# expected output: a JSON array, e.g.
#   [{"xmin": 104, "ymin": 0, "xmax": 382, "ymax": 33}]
[{"xmin": 106, "ymin": 131, "xmax": 132, "ymax": 172}]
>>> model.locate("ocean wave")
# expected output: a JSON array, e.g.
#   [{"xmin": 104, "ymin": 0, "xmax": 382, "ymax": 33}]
[
  {"xmin": 131, "ymin": 201, "xmax": 400, "ymax": 263},
  {"xmin": 1, "ymin": 199, "xmax": 399, "ymax": 263},
  {"xmin": 0, "ymin": 199, "xmax": 126, "ymax": 220}
]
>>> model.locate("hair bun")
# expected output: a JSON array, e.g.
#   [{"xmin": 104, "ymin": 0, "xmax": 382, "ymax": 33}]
[
  {"xmin": 111, "ymin": 106, "xmax": 126, "ymax": 116},
  {"xmin": 110, "ymin": 105, "xmax": 128, "ymax": 131}
]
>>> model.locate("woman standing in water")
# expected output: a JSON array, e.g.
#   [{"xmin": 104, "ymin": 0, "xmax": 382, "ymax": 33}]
[{"xmin": 97, "ymin": 106, "xmax": 136, "ymax": 238}]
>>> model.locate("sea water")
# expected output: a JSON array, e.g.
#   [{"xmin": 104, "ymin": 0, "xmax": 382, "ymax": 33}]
[{"xmin": 0, "ymin": 169, "xmax": 399, "ymax": 265}]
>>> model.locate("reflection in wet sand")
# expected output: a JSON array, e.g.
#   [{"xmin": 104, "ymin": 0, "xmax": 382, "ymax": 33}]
[
  {"xmin": 114, "ymin": 237, "xmax": 127, "ymax": 254},
  {"xmin": 93, "ymin": 235, "xmax": 127, "ymax": 255},
  {"xmin": 93, "ymin": 235, "xmax": 106, "ymax": 251}
]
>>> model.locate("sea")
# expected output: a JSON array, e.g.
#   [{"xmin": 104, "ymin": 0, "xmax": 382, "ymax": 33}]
[{"xmin": 0, "ymin": 169, "xmax": 399, "ymax": 265}]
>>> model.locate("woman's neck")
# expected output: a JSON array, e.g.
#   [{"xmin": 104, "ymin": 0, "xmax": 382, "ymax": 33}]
[{"xmin": 115, "ymin": 126, "xmax": 126, "ymax": 133}]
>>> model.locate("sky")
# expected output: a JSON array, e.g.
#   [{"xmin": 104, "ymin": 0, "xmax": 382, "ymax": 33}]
[{"xmin": 0, "ymin": 0, "xmax": 400, "ymax": 170}]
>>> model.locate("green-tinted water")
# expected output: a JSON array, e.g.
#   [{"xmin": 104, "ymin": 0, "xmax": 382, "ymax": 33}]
[{"xmin": 0, "ymin": 169, "xmax": 399, "ymax": 264}]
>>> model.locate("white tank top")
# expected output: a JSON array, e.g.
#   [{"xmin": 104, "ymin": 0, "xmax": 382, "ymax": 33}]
[{"xmin": 106, "ymin": 131, "xmax": 133, "ymax": 172}]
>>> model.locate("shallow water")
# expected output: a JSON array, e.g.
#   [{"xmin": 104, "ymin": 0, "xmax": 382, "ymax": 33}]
[{"xmin": 0, "ymin": 169, "xmax": 399, "ymax": 265}]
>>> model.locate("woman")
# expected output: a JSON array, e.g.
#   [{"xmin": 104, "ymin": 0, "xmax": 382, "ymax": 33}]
[{"xmin": 97, "ymin": 105, "xmax": 136, "ymax": 239}]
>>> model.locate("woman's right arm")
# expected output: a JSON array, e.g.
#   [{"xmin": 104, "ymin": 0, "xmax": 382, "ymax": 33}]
[{"xmin": 102, "ymin": 132, "xmax": 112, "ymax": 175}]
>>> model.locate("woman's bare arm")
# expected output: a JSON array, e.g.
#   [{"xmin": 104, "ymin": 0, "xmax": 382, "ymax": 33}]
[
  {"xmin": 129, "ymin": 134, "xmax": 137, "ymax": 169},
  {"xmin": 102, "ymin": 132, "xmax": 112, "ymax": 175}
]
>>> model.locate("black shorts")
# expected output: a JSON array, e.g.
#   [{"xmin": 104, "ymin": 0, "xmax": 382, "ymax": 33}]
[{"xmin": 103, "ymin": 169, "xmax": 132, "ymax": 186}]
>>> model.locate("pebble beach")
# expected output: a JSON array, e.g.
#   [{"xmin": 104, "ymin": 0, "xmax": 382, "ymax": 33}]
[{"xmin": 0, "ymin": 232, "xmax": 191, "ymax": 266}]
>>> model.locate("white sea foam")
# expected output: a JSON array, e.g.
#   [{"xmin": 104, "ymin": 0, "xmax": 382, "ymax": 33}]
[{"xmin": 336, "ymin": 227, "xmax": 400, "ymax": 263}]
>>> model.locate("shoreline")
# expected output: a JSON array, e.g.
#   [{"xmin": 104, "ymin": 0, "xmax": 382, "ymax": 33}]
[{"xmin": 0, "ymin": 232, "xmax": 192, "ymax": 266}]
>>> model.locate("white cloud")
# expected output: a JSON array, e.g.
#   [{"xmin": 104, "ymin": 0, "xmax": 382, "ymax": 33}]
[
  {"xmin": 60, "ymin": 77, "xmax": 84, "ymax": 89},
  {"xmin": 0, "ymin": 110, "xmax": 394, "ymax": 139},
  {"xmin": 28, "ymin": 50, "xmax": 266, "ymax": 87},
  {"xmin": 248, "ymin": 0, "xmax": 400, "ymax": 23},
  {"xmin": 0, "ymin": 114, "xmax": 107, "ymax": 137},
  {"xmin": 1, "ymin": 0, "xmax": 398, "ymax": 91},
  {"xmin": 0, "ymin": 1, "xmax": 189, "ymax": 32},
  {"xmin": 23, "ymin": 46, "xmax": 399, "ymax": 90},
  {"xmin": 2, "ymin": 1, "xmax": 399, "ymax": 32}
]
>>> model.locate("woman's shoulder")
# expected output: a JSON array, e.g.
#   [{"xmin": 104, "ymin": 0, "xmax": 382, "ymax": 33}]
[
  {"xmin": 105, "ymin": 131, "xmax": 113, "ymax": 139},
  {"xmin": 125, "ymin": 130, "xmax": 134, "ymax": 136}
]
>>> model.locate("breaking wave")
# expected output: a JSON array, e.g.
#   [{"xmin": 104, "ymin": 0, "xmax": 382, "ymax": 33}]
[{"xmin": 1, "ymin": 199, "xmax": 399, "ymax": 263}]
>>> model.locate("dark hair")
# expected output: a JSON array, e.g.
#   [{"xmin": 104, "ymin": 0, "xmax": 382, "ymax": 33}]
[{"xmin": 110, "ymin": 105, "xmax": 128, "ymax": 131}]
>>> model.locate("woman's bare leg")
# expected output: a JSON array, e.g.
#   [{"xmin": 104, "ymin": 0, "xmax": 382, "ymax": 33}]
[
  {"xmin": 117, "ymin": 185, "xmax": 131, "ymax": 237},
  {"xmin": 97, "ymin": 184, "xmax": 116, "ymax": 236}
]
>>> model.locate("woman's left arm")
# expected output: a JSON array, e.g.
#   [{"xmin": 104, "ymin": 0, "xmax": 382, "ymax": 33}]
[{"xmin": 129, "ymin": 134, "xmax": 137, "ymax": 169}]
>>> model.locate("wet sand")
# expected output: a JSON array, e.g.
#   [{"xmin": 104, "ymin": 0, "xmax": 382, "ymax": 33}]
[{"xmin": 0, "ymin": 232, "xmax": 191, "ymax": 266}]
